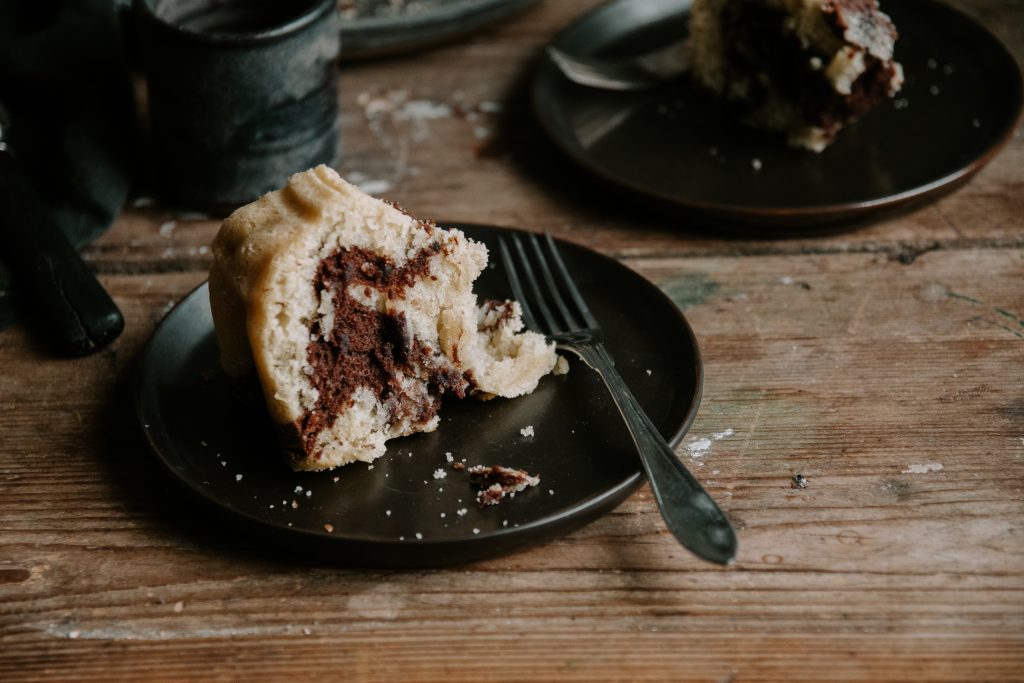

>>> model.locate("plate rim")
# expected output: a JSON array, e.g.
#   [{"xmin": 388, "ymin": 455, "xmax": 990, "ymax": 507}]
[
  {"xmin": 133, "ymin": 223, "xmax": 704, "ymax": 563},
  {"xmin": 531, "ymin": 0, "xmax": 1024, "ymax": 224},
  {"xmin": 338, "ymin": 0, "xmax": 540, "ymax": 60}
]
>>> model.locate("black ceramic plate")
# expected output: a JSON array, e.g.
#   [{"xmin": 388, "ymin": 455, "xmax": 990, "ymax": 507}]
[
  {"xmin": 533, "ymin": 0, "xmax": 1023, "ymax": 228},
  {"xmin": 338, "ymin": 0, "xmax": 539, "ymax": 60},
  {"xmin": 135, "ymin": 224, "xmax": 702, "ymax": 567}
]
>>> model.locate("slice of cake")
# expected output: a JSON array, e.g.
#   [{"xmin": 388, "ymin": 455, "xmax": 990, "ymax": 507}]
[
  {"xmin": 209, "ymin": 166, "xmax": 558, "ymax": 471},
  {"xmin": 688, "ymin": 0, "xmax": 904, "ymax": 151}
]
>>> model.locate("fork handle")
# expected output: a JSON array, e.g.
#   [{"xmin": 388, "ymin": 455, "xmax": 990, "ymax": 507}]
[{"xmin": 560, "ymin": 340, "xmax": 737, "ymax": 565}]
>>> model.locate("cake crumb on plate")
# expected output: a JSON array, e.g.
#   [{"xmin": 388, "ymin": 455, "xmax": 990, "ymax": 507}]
[{"xmin": 468, "ymin": 465, "xmax": 541, "ymax": 507}]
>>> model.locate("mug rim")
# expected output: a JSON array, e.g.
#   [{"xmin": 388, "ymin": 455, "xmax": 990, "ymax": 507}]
[{"xmin": 133, "ymin": 0, "xmax": 336, "ymax": 46}]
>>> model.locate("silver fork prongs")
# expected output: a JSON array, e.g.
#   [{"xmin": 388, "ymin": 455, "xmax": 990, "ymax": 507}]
[{"xmin": 498, "ymin": 231, "xmax": 738, "ymax": 566}]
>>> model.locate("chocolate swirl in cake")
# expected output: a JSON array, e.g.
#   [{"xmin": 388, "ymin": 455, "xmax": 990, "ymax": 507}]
[{"xmin": 296, "ymin": 243, "xmax": 473, "ymax": 460}]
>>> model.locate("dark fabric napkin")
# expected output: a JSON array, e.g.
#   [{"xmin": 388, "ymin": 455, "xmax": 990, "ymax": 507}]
[{"xmin": 0, "ymin": 0, "xmax": 134, "ymax": 329}]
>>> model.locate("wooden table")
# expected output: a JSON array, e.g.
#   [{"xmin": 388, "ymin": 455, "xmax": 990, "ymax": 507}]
[{"xmin": 3, "ymin": 2, "xmax": 1022, "ymax": 680}]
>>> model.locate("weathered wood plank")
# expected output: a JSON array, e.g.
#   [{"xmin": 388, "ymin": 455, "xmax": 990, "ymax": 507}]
[
  {"xmin": 0, "ymin": 634, "xmax": 1019, "ymax": 683},
  {"xmin": 2, "ymin": 247, "xmax": 1022, "ymax": 680}
]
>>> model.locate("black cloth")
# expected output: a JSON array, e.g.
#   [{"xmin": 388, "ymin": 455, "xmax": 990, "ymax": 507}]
[{"xmin": 0, "ymin": 0, "xmax": 134, "ymax": 328}]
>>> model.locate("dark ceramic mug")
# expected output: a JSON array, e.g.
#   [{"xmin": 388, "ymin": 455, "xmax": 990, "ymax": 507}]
[{"xmin": 134, "ymin": 0, "xmax": 340, "ymax": 213}]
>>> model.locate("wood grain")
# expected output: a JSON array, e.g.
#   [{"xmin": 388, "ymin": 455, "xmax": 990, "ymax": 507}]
[{"xmin": 2, "ymin": 0, "xmax": 1023, "ymax": 680}]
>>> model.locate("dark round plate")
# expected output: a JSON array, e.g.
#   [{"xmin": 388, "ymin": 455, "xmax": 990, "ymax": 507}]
[
  {"xmin": 532, "ymin": 0, "xmax": 1023, "ymax": 228},
  {"xmin": 134, "ymin": 224, "xmax": 703, "ymax": 567},
  {"xmin": 338, "ymin": 0, "xmax": 539, "ymax": 60}
]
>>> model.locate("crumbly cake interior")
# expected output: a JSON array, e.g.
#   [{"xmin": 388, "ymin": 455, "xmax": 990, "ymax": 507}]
[
  {"xmin": 688, "ymin": 0, "xmax": 904, "ymax": 151},
  {"xmin": 209, "ymin": 166, "xmax": 558, "ymax": 471}
]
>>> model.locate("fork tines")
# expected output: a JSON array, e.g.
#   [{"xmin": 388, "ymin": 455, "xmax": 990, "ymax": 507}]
[{"xmin": 498, "ymin": 232, "xmax": 599, "ymax": 338}]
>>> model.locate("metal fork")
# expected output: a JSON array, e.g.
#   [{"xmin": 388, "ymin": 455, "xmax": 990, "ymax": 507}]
[
  {"xmin": 499, "ymin": 232, "xmax": 737, "ymax": 565},
  {"xmin": 546, "ymin": 38, "xmax": 690, "ymax": 91}
]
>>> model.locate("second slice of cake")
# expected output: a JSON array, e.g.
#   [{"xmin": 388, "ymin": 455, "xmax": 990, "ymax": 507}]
[
  {"xmin": 209, "ymin": 166, "xmax": 559, "ymax": 471},
  {"xmin": 688, "ymin": 0, "xmax": 905, "ymax": 151}
]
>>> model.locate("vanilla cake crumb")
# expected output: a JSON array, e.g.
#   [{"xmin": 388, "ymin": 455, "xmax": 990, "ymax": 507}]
[
  {"xmin": 903, "ymin": 462, "xmax": 943, "ymax": 474},
  {"xmin": 520, "ymin": 425, "xmax": 535, "ymax": 438},
  {"xmin": 433, "ymin": 468, "xmax": 447, "ymax": 480}
]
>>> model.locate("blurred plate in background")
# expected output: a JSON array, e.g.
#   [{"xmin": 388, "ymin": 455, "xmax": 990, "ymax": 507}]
[
  {"xmin": 338, "ymin": 0, "xmax": 539, "ymax": 59},
  {"xmin": 532, "ymin": 0, "xmax": 1023, "ymax": 229}
]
